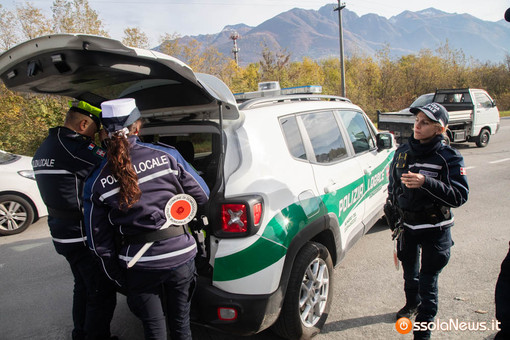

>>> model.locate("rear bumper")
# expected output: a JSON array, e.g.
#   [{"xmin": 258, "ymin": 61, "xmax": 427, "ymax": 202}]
[{"xmin": 191, "ymin": 275, "xmax": 282, "ymax": 336}]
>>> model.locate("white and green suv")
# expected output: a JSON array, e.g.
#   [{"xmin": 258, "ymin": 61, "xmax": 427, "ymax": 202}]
[{"xmin": 0, "ymin": 34, "xmax": 396, "ymax": 339}]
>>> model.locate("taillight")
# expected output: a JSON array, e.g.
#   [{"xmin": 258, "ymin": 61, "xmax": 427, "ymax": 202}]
[
  {"xmin": 217, "ymin": 196, "xmax": 263, "ymax": 237},
  {"xmin": 253, "ymin": 203, "xmax": 262, "ymax": 225},
  {"xmin": 222, "ymin": 204, "xmax": 248, "ymax": 233}
]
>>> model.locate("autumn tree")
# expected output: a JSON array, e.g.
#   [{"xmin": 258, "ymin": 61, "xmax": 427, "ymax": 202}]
[
  {"xmin": 259, "ymin": 46, "xmax": 291, "ymax": 84},
  {"xmin": 16, "ymin": 2, "xmax": 53, "ymax": 40},
  {"xmin": 159, "ymin": 33, "xmax": 183, "ymax": 57},
  {"xmin": 122, "ymin": 27, "xmax": 150, "ymax": 48},
  {"xmin": 287, "ymin": 57, "xmax": 325, "ymax": 88},
  {"xmin": 51, "ymin": 0, "xmax": 108, "ymax": 36},
  {"xmin": 225, "ymin": 61, "xmax": 260, "ymax": 93},
  {"xmin": 0, "ymin": 5, "xmax": 19, "ymax": 51},
  {"xmin": 0, "ymin": 83, "xmax": 65, "ymax": 155}
]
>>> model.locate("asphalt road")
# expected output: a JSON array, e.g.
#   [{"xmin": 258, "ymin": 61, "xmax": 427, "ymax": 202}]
[{"xmin": 1, "ymin": 119, "xmax": 509, "ymax": 340}]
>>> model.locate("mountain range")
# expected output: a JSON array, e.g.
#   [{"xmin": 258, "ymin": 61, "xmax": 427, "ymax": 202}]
[{"xmin": 174, "ymin": 4, "xmax": 510, "ymax": 65}]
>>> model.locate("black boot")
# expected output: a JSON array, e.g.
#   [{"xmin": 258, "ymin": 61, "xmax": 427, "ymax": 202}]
[{"xmin": 396, "ymin": 303, "xmax": 420, "ymax": 320}]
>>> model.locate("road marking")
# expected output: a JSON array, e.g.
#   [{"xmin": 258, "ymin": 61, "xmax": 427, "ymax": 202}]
[
  {"xmin": 489, "ymin": 158, "xmax": 510, "ymax": 164},
  {"xmin": 465, "ymin": 166, "xmax": 476, "ymax": 170}
]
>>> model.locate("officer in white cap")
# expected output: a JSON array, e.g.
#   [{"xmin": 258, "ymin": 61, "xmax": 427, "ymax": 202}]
[{"xmin": 84, "ymin": 98, "xmax": 209, "ymax": 340}]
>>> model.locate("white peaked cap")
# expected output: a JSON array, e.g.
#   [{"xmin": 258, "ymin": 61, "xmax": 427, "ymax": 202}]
[{"xmin": 100, "ymin": 98, "xmax": 141, "ymax": 132}]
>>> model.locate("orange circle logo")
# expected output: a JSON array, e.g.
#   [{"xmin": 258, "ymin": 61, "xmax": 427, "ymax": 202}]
[
  {"xmin": 170, "ymin": 200, "xmax": 192, "ymax": 220},
  {"xmin": 395, "ymin": 317, "xmax": 412, "ymax": 334}
]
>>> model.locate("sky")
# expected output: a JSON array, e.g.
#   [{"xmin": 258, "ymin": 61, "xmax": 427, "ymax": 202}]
[{"xmin": 2, "ymin": 0, "xmax": 509, "ymax": 45}]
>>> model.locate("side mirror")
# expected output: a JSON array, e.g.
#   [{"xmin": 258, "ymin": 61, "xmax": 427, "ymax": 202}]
[
  {"xmin": 492, "ymin": 99, "xmax": 497, "ymax": 107},
  {"xmin": 376, "ymin": 132, "xmax": 394, "ymax": 151}
]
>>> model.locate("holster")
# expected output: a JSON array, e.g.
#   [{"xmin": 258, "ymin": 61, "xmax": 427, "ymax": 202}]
[{"xmin": 384, "ymin": 200, "xmax": 402, "ymax": 231}]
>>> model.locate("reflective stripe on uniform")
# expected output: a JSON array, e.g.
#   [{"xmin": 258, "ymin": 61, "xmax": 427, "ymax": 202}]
[
  {"xmin": 34, "ymin": 169, "xmax": 73, "ymax": 175},
  {"xmin": 52, "ymin": 236, "xmax": 87, "ymax": 243},
  {"xmin": 403, "ymin": 217, "xmax": 454, "ymax": 230},
  {"xmin": 99, "ymin": 168, "xmax": 179, "ymax": 202},
  {"xmin": 118, "ymin": 242, "xmax": 196, "ymax": 263},
  {"xmin": 409, "ymin": 163, "xmax": 443, "ymax": 170}
]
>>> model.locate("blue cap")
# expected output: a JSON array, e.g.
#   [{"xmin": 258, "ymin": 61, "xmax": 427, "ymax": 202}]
[{"xmin": 410, "ymin": 102, "xmax": 449, "ymax": 127}]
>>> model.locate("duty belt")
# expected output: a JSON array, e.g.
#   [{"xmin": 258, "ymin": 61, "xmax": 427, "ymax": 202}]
[
  {"xmin": 402, "ymin": 206, "xmax": 451, "ymax": 225},
  {"xmin": 48, "ymin": 207, "xmax": 82, "ymax": 220},
  {"xmin": 122, "ymin": 226, "xmax": 186, "ymax": 245}
]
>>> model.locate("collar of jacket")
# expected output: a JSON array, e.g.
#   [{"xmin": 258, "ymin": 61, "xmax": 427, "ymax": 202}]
[
  {"xmin": 408, "ymin": 134, "xmax": 444, "ymax": 158},
  {"xmin": 50, "ymin": 126, "xmax": 90, "ymax": 141}
]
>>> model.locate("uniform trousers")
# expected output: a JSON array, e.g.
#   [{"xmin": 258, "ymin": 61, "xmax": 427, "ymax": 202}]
[
  {"xmin": 126, "ymin": 258, "xmax": 197, "ymax": 340},
  {"xmin": 58, "ymin": 245, "xmax": 117, "ymax": 340},
  {"xmin": 397, "ymin": 227, "xmax": 452, "ymax": 339}
]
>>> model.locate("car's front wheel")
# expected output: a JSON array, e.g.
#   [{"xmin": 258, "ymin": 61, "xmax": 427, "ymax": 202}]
[
  {"xmin": 0, "ymin": 194, "xmax": 35, "ymax": 236},
  {"xmin": 476, "ymin": 128, "xmax": 490, "ymax": 147},
  {"xmin": 273, "ymin": 242, "xmax": 333, "ymax": 340}
]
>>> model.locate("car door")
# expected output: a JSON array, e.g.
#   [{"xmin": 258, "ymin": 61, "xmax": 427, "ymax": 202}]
[
  {"xmin": 337, "ymin": 110, "xmax": 391, "ymax": 231},
  {"xmin": 297, "ymin": 110, "xmax": 365, "ymax": 249},
  {"xmin": 472, "ymin": 90, "xmax": 500, "ymax": 132}
]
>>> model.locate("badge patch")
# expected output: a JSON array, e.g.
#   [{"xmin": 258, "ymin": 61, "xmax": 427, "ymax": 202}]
[
  {"xmin": 396, "ymin": 152, "xmax": 407, "ymax": 168},
  {"xmin": 88, "ymin": 143, "xmax": 95, "ymax": 150},
  {"xmin": 460, "ymin": 167, "xmax": 467, "ymax": 176},
  {"xmin": 419, "ymin": 170, "xmax": 438, "ymax": 178},
  {"xmin": 96, "ymin": 149, "xmax": 106, "ymax": 158}
]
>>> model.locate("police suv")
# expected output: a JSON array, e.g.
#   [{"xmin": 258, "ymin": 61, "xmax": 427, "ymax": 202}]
[{"xmin": 0, "ymin": 34, "xmax": 395, "ymax": 339}]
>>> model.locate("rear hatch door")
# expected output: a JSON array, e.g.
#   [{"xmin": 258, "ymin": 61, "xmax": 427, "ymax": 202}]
[{"xmin": 0, "ymin": 34, "xmax": 239, "ymax": 121}]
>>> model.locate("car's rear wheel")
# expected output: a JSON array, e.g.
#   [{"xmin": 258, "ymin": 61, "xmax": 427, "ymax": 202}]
[
  {"xmin": 0, "ymin": 194, "xmax": 35, "ymax": 235},
  {"xmin": 272, "ymin": 242, "xmax": 333, "ymax": 340}
]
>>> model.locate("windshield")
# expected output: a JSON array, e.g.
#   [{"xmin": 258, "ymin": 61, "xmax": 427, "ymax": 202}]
[
  {"xmin": 0, "ymin": 150, "xmax": 19, "ymax": 164},
  {"xmin": 411, "ymin": 93, "xmax": 434, "ymax": 107}
]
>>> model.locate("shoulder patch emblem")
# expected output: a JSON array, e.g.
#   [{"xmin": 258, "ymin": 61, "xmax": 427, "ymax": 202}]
[
  {"xmin": 88, "ymin": 143, "xmax": 96, "ymax": 151},
  {"xmin": 96, "ymin": 149, "xmax": 106, "ymax": 158},
  {"xmin": 460, "ymin": 167, "xmax": 467, "ymax": 176}
]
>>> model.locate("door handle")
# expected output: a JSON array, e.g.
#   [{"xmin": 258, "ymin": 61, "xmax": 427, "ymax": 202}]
[{"xmin": 324, "ymin": 181, "xmax": 342, "ymax": 194}]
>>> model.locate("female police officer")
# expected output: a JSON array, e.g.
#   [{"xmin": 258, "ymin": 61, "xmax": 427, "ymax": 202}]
[
  {"xmin": 84, "ymin": 98, "xmax": 209, "ymax": 340},
  {"xmin": 387, "ymin": 102, "xmax": 469, "ymax": 340}
]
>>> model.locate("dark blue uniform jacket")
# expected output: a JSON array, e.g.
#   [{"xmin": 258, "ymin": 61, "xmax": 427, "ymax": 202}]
[
  {"xmin": 84, "ymin": 136, "xmax": 209, "ymax": 286},
  {"xmin": 32, "ymin": 127, "xmax": 105, "ymax": 249},
  {"xmin": 388, "ymin": 135, "xmax": 469, "ymax": 230}
]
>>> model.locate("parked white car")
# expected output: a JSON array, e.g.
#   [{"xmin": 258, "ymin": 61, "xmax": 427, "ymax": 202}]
[{"xmin": 0, "ymin": 150, "xmax": 47, "ymax": 235}]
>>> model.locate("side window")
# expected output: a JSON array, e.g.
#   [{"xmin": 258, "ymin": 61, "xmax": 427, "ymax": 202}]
[
  {"xmin": 301, "ymin": 111, "xmax": 347, "ymax": 163},
  {"xmin": 338, "ymin": 111, "xmax": 375, "ymax": 154},
  {"xmin": 475, "ymin": 93, "xmax": 492, "ymax": 108},
  {"xmin": 280, "ymin": 115, "xmax": 307, "ymax": 160}
]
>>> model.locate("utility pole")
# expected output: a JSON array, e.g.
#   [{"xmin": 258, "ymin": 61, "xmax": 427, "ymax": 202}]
[
  {"xmin": 230, "ymin": 31, "xmax": 240, "ymax": 66},
  {"xmin": 334, "ymin": 1, "xmax": 346, "ymax": 97}
]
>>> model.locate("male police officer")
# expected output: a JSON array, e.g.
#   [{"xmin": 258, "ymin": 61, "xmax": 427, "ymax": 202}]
[{"xmin": 32, "ymin": 101, "xmax": 117, "ymax": 340}]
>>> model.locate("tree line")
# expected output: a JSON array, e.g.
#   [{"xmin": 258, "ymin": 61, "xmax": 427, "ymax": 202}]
[{"xmin": 1, "ymin": 0, "xmax": 509, "ymax": 156}]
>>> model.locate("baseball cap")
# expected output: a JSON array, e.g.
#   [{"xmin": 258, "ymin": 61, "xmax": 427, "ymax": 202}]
[
  {"xmin": 68, "ymin": 100, "xmax": 101, "ymax": 127},
  {"xmin": 100, "ymin": 98, "xmax": 141, "ymax": 133},
  {"xmin": 410, "ymin": 102, "xmax": 449, "ymax": 127}
]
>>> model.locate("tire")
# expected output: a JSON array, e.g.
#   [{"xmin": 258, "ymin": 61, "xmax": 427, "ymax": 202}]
[
  {"xmin": 443, "ymin": 134, "xmax": 451, "ymax": 146},
  {"xmin": 0, "ymin": 194, "xmax": 35, "ymax": 236},
  {"xmin": 272, "ymin": 242, "xmax": 333, "ymax": 340},
  {"xmin": 476, "ymin": 128, "xmax": 490, "ymax": 147}
]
